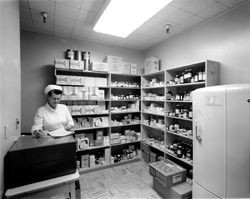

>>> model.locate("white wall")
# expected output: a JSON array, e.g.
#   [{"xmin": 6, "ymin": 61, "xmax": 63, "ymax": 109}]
[
  {"xmin": 21, "ymin": 32, "xmax": 144, "ymax": 133},
  {"xmin": 0, "ymin": 0, "xmax": 21, "ymax": 197},
  {"xmin": 145, "ymin": 2, "xmax": 250, "ymax": 85}
]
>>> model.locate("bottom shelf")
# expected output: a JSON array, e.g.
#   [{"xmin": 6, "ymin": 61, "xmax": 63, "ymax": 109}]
[{"xmin": 78, "ymin": 157, "xmax": 141, "ymax": 174}]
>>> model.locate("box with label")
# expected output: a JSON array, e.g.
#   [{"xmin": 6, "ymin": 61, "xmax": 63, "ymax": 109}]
[
  {"xmin": 89, "ymin": 155, "xmax": 95, "ymax": 168},
  {"xmin": 92, "ymin": 117, "xmax": 108, "ymax": 127},
  {"xmin": 80, "ymin": 154, "xmax": 89, "ymax": 168},
  {"xmin": 98, "ymin": 90, "xmax": 105, "ymax": 100},
  {"xmin": 130, "ymin": 63, "xmax": 138, "ymax": 75},
  {"xmin": 68, "ymin": 76, "xmax": 83, "ymax": 85},
  {"xmin": 70, "ymin": 60, "xmax": 83, "ymax": 70},
  {"xmin": 92, "ymin": 62, "xmax": 109, "ymax": 72},
  {"xmin": 109, "ymin": 63, "xmax": 122, "ymax": 74},
  {"xmin": 56, "ymin": 75, "xmax": 68, "ymax": 85},
  {"xmin": 68, "ymin": 87, "xmax": 82, "ymax": 100},
  {"xmin": 153, "ymin": 178, "xmax": 192, "ymax": 199},
  {"xmin": 95, "ymin": 77, "xmax": 108, "ymax": 87},
  {"xmin": 120, "ymin": 62, "xmax": 131, "ymax": 74},
  {"xmin": 55, "ymin": 59, "xmax": 69, "ymax": 69},
  {"xmin": 61, "ymin": 86, "xmax": 69, "ymax": 100},
  {"xmin": 144, "ymin": 56, "xmax": 160, "ymax": 74},
  {"xmin": 83, "ymin": 77, "xmax": 96, "ymax": 87},
  {"xmin": 71, "ymin": 105, "xmax": 82, "ymax": 116},
  {"xmin": 104, "ymin": 55, "xmax": 122, "ymax": 63},
  {"xmin": 149, "ymin": 159, "xmax": 186, "ymax": 188}
]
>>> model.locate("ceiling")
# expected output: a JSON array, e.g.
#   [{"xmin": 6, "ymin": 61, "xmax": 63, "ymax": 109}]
[{"xmin": 20, "ymin": 0, "xmax": 248, "ymax": 51}]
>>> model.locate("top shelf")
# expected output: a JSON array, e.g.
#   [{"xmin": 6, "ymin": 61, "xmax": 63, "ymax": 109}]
[
  {"xmin": 55, "ymin": 68, "xmax": 109, "ymax": 77},
  {"xmin": 110, "ymin": 73, "xmax": 141, "ymax": 77},
  {"xmin": 142, "ymin": 70, "xmax": 165, "ymax": 77},
  {"xmin": 167, "ymin": 61, "xmax": 206, "ymax": 72}
]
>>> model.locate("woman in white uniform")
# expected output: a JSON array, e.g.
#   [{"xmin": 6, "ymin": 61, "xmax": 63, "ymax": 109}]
[{"xmin": 31, "ymin": 84, "xmax": 74, "ymax": 137}]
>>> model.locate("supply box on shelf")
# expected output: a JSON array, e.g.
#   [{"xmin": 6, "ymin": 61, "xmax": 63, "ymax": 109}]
[
  {"xmin": 144, "ymin": 56, "xmax": 160, "ymax": 74},
  {"xmin": 149, "ymin": 159, "xmax": 187, "ymax": 187}
]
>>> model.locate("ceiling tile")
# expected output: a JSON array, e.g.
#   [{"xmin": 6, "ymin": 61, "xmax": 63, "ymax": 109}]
[
  {"xmin": 182, "ymin": 14, "xmax": 205, "ymax": 28},
  {"xmin": 77, "ymin": 9, "xmax": 98, "ymax": 25},
  {"xmin": 81, "ymin": 0, "xmax": 106, "ymax": 13},
  {"xmin": 55, "ymin": 16, "xmax": 76, "ymax": 28},
  {"xmin": 71, "ymin": 26, "xmax": 92, "ymax": 38},
  {"xmin": 35, "ymin": 29, "xmax": 54, "ymax": 35},
  {"xmin": 172, "ymin": 0, "xmax": 215, "ymax": 14},
  {"xmin": 55, "ymin": 2, "xmax": 79, "ymax": 19},
  {"xmin": 56, "ymin": 0, "xmax": 83, "ymax": 9},
  {"xmin": 215, "ymin": 0, "xmax": 248, "ymax": 8},
  {"xmin": 28, "ymin": 0, "xmax": 55, "ymax": 14},
  {"xmin": 197, "ymin": 2, "xmax": 228, "ymax": 19}
]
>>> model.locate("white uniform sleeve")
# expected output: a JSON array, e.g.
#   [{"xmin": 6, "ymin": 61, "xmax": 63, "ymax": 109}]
[
  {"xmin": 64, "ymin": 105, "xmax": 74, "ymax": 128},
  {"xmin": 31, "ymin": 108, "xmax": 44, "ymax": 134}
]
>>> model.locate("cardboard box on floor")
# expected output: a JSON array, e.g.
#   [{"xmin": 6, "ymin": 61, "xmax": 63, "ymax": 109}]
[
  {"xmin": 153, "ymin": 178, "xmax": 192, "ymax": 199},
  {"xmin": 149, "ymin": 159, "xmax": 186, "ymax": 187}
]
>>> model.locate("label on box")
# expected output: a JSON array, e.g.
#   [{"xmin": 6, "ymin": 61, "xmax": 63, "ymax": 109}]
[
  {"xmin": 55, "ymin": 59, "xmax": 69, "ymax": 69},
  {"xmin": 172, "ymin": 174, "xmax": 182, "ymax": 183}
]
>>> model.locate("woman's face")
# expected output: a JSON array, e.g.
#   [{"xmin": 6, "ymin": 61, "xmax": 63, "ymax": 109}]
[{"xmin": 48, "ymin": 92, "xmax": 62, "ymax": 109}]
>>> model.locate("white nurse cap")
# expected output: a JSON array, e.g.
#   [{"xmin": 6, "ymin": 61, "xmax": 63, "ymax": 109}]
[{"xmin": 44, "ymin": 84, "xmax": 62, "ymax": 95}]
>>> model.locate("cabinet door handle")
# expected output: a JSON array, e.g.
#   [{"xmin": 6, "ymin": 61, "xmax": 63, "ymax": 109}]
[{"xmin": 195, "ymin": 124, "xmax": 202, "ymax": 142}]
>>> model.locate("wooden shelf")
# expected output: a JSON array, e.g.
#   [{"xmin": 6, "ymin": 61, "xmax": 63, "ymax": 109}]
[
  {"xmin": 166, "ymin": 116, "xmax": 193, "ymax": 121},
  {"xmin": 142, "ymin": 70, "xmax": 165, "ymax": 77},
  {"xmin": 141, "ymin": 86, "xmax": 165, "ymax": 89},
  {"xmin": 166, "ymin": 82, "xmax": 205, "ymax": 87},
  {"xmin": 111, "ymin": 87, "xmax": 140, "ymax": 90},
  {"xmin": 111, "ymin": 140, "xmax": 141, "ymax": 147},
  {"xmin": 111, "ymin": 99, "xmax": 140, "ymax": 102},
  {"xmin": 77, "ymin": 145, "xmax": 110, "ymax": 152},
  {"xmin": 166, "ymin": 130, "xmax": 193, "ymax": 140},
  {"xmin": 72, "ymin": 112, "xmax": 109, "ymax": 117},
  {"xmin": 78, "ymin": 157, "xmax": 141, "ymax": 174},
  {"xmin": 111, "ymin": 123, "xmax": 141, "ymax": 128},
  {"xmin": 142, "ymin": 112, "xmax": 165, "ymax": 117},
  {"xmin": 73, "ymin": 126, "xmax": 110, "ymax": 131},
  {"xmin": 141, "ymin": 124, "xmax": 165, "ymax": 132},
  {"xmin": 111, "ymin": 111, "xmax": 140, "ymax": 115},
  {"xmin": 142, "ymin": 99, "xmax": 165, "ymax": 102},
  {"xmin": 165, "ymin": 100, "xmax": 192, "ymax": 103}
]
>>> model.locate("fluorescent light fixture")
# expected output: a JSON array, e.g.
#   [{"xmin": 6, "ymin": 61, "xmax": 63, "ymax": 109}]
[{"xmin": 94, "ymin": 0, "xmax": 172, "ymax": 38}]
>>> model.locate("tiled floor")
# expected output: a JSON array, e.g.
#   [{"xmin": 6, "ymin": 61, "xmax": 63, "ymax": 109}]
[{"xmin": 78, "ymin": 161, "xmax": 162, "ymax": 199}]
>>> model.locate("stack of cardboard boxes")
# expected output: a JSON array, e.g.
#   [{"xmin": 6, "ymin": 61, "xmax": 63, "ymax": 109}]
[{"xmin": 149, "ymin": 159, "xmax": 192, "ymax": 199}]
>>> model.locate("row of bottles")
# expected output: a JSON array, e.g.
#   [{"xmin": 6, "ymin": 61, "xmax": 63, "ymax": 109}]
[
  {"xmin": 167, "ymin": 68, "xmax": 206, "ymax": 85},
  {"xmin": 166, "ymin": 105, "xmax": 192, "ymax": 119},
  {"xmin": 166, "ymin": 91, "xmax": 192, "ymax": 101},
  {"xmin": 167, "ymin": 142, "xmax": 193, "ymax": 161},
  {"xmin": 66, "ymin": 49, "xmax": 91, "ymax": 70}
]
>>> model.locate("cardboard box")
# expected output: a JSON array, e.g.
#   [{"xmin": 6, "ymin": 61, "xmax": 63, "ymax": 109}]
[
  {"xmin": 92, "ymin": 62, "xmax": 109, "ymax": 72},
  {"xmin": 70, "ymin": 60, "xmax": 83, "ymax": 70},
  {"xmin": 104, "ymin": 55, "xmax": 122, "ymax": 63},
  {"xmin": 55, "ymin": 59, "xmax": 69, "ymax": 69},
  {"xmin": 92, "ymin": 117, "xmax": 108, "ymax": 127},
  {"xmin": 109, "ymin": 63, "xmax": 122, "ymax": 74},
  {"xmin": 68, "ymin": 76, "xmax": 83, "ymax": 85},
  {"xmin": 149, "ymin": 159, "xmax": 187, "ymax": 188},
  {"xmin": 144, "ymin": 56, "xmax": 160, "ymax": 74},
  {"xmin": 95, "ymin": 77, "xmax": 108, "ymax": 87},
  {"xmin": 80, "ymin": 154, "xmax": 89, "ymax": 168},
  {"xmin": 120, "ymin": 62, "xmax": 131, "ymax": 74},
  {"xmin": 130, "ymin": 63, "xmax": 138, "ymax": 75},
  {"xmin": 56, "ymin": 75, "xmax": 68, "ymax": 85},
  {"xmin": 153, "ymin": 178, "xmax": 192, "ymax": 199}
]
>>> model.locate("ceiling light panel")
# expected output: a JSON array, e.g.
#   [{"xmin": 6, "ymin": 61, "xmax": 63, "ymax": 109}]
[{"xmin": 94, "ymin": 0, "xmax": 172, "ymax": 38}]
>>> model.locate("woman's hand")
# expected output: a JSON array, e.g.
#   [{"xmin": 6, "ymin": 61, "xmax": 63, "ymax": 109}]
[{"xmin": 33, "ymin": 129, "xmax": 48, "ymax": 138}]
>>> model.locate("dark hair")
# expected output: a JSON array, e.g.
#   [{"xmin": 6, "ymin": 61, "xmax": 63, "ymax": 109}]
[{"xmin": 48, "ymin": 89, "xmax": 63, "ymax": 97}]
